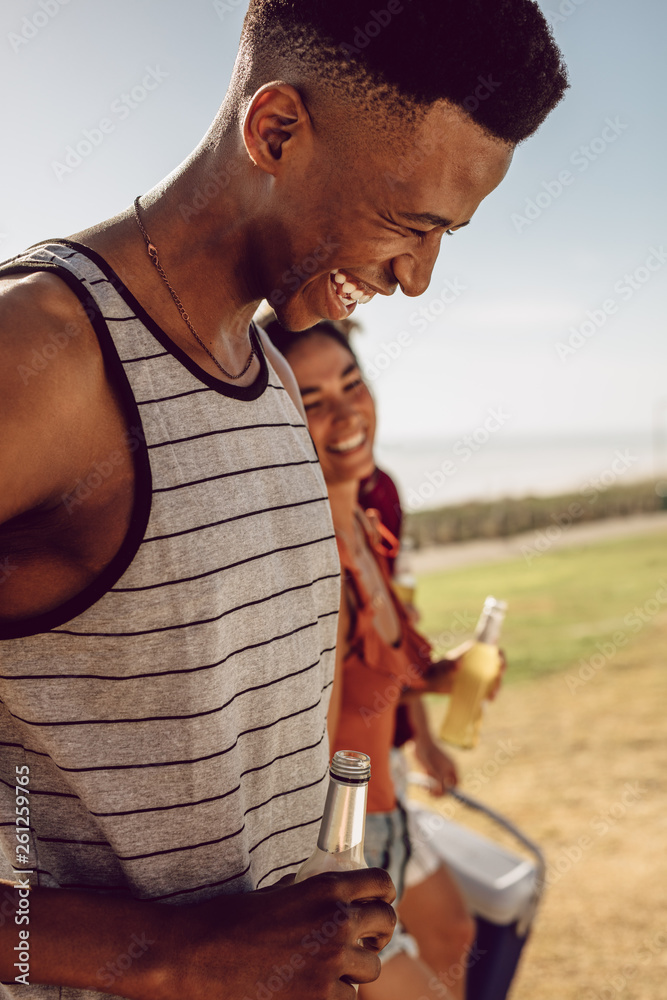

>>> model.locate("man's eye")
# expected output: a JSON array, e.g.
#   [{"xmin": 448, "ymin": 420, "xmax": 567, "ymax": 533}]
[
  {"xmin": 408, "ymin": 228, "xmax": 429, "ymax": 240},
  {"xmin": 345, "ymin": 378, "xmax": 363, "ymax": 392},
  {"xmin": 303, "ymin": 400, "xmax": 321, "ymax": 412}
]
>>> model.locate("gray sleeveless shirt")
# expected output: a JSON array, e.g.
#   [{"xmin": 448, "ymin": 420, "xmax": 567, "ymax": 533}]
[{"xmin": 0, "ymin": 243, "xmax": 340, "ymax": 999}]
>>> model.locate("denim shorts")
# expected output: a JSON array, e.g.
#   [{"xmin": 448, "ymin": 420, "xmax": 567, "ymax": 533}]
[
  {"xmin": 364, "ymin": 806, "xmax": 419, "ymax": 965},
  {"xmin": 389, "ymin": 749, "xmax": 442, "ymax": 890}
]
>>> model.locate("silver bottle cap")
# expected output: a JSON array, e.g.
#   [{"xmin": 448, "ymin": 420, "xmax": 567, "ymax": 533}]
[
  {"xmin": 330, "ymin": 750, "xmax": 371, "ymax": 784},
  {"xmin": 476, "ymin": 596, "xmax": 507, "ymax": 645}
]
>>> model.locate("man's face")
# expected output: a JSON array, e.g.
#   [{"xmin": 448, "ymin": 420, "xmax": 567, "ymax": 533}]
[{"xmin": 264, "ymin": 101, "xmax": 514, "ymax": 331}]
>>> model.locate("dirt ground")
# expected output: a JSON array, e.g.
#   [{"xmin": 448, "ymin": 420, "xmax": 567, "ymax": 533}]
[{"xmin": 408, "ymin": 592, "xmax": 667, "ymax": 999}]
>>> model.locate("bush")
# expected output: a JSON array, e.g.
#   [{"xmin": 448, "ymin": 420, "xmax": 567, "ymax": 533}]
[{"xmin": 405, "ymin": 480, "xmax": 663, "ymax": 548}]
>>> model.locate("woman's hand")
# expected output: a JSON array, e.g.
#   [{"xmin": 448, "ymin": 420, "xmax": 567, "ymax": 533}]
[
  {"xmin": 487, "ymin": 647, "xmax": 507, "ymax": 701},
  {"xmin": 413, "ymin": 737, "xmax": 459, "ymax": 796},
  {"xmin": 424, "ymin": 640, "xmax": 472, "ymax": 694}
]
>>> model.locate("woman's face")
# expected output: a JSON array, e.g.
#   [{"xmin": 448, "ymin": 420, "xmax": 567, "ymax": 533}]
[{"xmin": 287, "ymin": 333, "xmax": 376, "ymax": 487}]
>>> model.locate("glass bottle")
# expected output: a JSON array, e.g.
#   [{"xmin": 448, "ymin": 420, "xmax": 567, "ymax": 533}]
[
  {"xmin": 295, "ymin": 750, "xmax": 370, "ymax": 882},
  {"xmin": 392, "ymin": 537, "xmax": 417, "ymax": 608},
  {"xmin": 440, "ymin": 596, "xmax": 507, "ymax": 749}
]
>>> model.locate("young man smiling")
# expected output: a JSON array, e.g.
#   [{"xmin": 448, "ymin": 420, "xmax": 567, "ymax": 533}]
[{"xmin": 0, "ymin": 2, "xmax": 567, "ymax": 998}]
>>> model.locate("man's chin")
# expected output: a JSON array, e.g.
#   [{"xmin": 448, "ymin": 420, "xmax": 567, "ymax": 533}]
[{"xmin": 271, "ymin": 299, "xmax": 322, "ymax": 334}]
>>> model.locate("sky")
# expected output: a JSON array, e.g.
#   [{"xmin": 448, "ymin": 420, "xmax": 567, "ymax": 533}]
[{"xmin": 1, "ymin": 0, "xmax": 665, "ymax": 503}]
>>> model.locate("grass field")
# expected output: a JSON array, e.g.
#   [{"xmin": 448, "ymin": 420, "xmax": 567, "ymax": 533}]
[{"xmin": 415, "ymin": 529, "xmax": 667, "ymax": 683}]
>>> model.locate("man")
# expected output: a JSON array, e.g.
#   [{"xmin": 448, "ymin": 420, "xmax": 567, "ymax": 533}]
[{"xmin": 0, "ymin": 1, "xmax": 567, "ymax": 997}]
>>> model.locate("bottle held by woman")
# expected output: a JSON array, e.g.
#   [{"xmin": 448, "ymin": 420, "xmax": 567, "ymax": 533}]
[{"xmin": 440, "ymin": 596, "xmax": 507, "ymax": 749}]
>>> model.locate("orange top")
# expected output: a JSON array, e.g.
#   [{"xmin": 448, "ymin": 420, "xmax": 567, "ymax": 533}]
[{"xmin": 333, "ymin": 512, "xmax": 432, "ymax": 813}]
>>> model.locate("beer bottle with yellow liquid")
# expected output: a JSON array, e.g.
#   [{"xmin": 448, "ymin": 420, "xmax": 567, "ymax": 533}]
[{"xmin": 440, "ymin": 596, "xmax": 507, "ymax": 749}]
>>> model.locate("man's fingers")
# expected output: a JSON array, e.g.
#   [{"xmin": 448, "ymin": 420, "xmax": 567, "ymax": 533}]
[
  {"xmin": 339, "ymin": 943, "xmax": 383, "ymax": 987},
  {"xmin": 332, "ymin": 865, "xmax": 396, "ymax": 905},
  {"xmin": 344, "ymin": 895, "xmax": 397, "ymax": 954}
]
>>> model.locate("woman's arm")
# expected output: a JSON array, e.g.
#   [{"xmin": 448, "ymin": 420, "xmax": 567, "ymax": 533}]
[{"xmin": 405, "ymin": 699, "xmax": 459, "ymax": 794}]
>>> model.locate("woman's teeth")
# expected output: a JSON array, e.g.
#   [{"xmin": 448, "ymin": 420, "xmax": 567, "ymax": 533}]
[
  {"xmin": 331, "ymin": 270, "xmax": 373, "ymax": 305},
  {"xmin": 329, "ymin": 432, "xmax": 366, "ymax": 453}
]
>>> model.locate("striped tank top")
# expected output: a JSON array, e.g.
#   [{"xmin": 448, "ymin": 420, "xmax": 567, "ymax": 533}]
[{"xmin": 0, "ymin": 242, "xmax": 340, "ymax": 1000}]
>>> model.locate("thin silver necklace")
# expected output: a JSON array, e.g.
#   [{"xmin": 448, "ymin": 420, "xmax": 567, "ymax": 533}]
[{"xmin": 133, "ymin": 196, "xmax": 255, "ymax": 380}]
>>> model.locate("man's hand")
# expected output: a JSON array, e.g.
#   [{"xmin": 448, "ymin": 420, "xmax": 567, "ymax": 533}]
[
  {"xmin": 1, "ymin": 869, "xmax": 395, "ymax": 1000},
  {"xmin": 174, "ymin": 868, "xmax": 397, "ymax": 999}
]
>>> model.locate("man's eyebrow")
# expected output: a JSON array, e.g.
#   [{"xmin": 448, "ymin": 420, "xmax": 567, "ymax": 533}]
[
  {"xmin": 299, "ymin": 362, "xmax": 358, "ymax": 396},
  {"xmin": 399, "ymin": 212, "xmax": 471, "ymax": 230}
]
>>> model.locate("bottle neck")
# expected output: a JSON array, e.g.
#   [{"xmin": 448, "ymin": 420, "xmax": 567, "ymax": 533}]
[
  {"xmin": 318, "ymin": 776, "xmax": 368, "ymax": 853},
  {"xmin": 475, "ymin": 599, "xmax": 506, "ymax": 645}
]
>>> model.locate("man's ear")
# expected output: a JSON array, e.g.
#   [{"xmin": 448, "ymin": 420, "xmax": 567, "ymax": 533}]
[{"xmin": 243, "ymin": 83, "xmax": 311, "ymax": 173}]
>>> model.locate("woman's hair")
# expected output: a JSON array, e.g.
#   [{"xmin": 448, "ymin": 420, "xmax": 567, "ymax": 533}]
[{"xmin": 260, "ymin": 311, "xmax": 360, "ymax": 366}]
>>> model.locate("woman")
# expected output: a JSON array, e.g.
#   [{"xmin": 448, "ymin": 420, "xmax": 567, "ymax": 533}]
[{"xmin": 264, "ymin": 316, "xmax": 475, "ymax": 1000}]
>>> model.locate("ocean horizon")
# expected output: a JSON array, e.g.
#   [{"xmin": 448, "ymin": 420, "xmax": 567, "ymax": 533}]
[{"xmin": 375, "ymin": 430, "xmax": 660, "ymax": 512}]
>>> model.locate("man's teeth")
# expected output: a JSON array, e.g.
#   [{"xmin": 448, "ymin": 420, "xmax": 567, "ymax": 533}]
[
  {"xmin": 329, "ymin": 432, "xmax": 365, "ymax": 453},
  {"xmin": 331, "ymin": 270, "xmax": 372, "ymax": 305}
]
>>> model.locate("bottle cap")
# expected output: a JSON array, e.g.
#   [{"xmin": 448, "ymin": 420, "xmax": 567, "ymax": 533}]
[
  {"xmin": 483, "ymin": 595, "xmax": 508, "ymax": 613},
  {"xmin": 330, "ymin": 750, "xmax": 371, "ymax": 784}
]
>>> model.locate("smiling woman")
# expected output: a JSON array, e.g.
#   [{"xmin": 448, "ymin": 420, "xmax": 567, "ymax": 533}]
[
  {"xmin": 283, "ymin": 332, "xmax": 377, "ymax": 486},
  {"xmin": 262, "ymin": 313, "xmax": 481, "ymax": 1000}
]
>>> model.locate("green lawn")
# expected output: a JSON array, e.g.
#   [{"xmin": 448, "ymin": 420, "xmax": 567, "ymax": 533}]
[{"xmin": 415, "ymin": 529, "xmax": 667, "ymax": 683}]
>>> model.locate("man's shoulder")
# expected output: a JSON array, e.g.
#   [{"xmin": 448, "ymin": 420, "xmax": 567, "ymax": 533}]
[
  {"xmin": 0, "ymin": 269, "xmax": 101, "ymax": 380},
  {"xmin": 0, "ymin": 269, "xmax": 108, "ymax": 503}
]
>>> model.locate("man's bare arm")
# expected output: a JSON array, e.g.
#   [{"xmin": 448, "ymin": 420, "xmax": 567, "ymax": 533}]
[
  {"xmin": 0, "ymin": 272, "xmax": 102, "ymax": 527},
  {"xmin": 0, "ymin": 272, "xmax": 139, "ymax": 620},
  {"xmin": 0, "ymin": 871, "xmax": 396, "ymax": 998}
]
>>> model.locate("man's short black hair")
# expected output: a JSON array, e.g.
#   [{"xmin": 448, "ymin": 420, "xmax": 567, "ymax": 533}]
[{"xmin": 241, "ymin": 0, "xmax": 568, "ymax": 144}]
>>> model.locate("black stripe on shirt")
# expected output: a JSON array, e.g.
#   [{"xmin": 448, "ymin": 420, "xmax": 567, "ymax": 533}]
[
  {"xmin": 122, "ymin": 349, "xmax": 170, "ymax": 363},
  {"xmin": 111, "ymin": 534, "xmax": 335, "ymax": 592},
  {"xmin": 257, "ymin": 857, "xmax": 309, "ymax": 888},
  {"xmin": 136, "ymin": 382, "xmax": 287, "ymax": 406},
  {"xmin": 91, "ymin": 766, "xmax": 328, "ymax": 820},
  {"xmin": 51, "ymin": 571, "xmax": 340, "ymax": 638},
  {"xmin": 147, "ymin": 421, "xmax": 308, "ymax": 450},
  {"xmin": 1, "ymin": 612, "xmax": 337, "ymax": 681},
  {"xmin": 0, "ymin": 775, "xmax": 77, "ymax": 799},
  {"xmin": 0, "ymin": 742, "xmax": 50, "ymax": 758},
  {"xmin": 8, "ymin": 650, "xmax": 333, "ymax": 728},
  {"xmin": 91, "ymin": 810, "xmax": 321, "ymax": 864},
  {"xmin": 142, "ymin": 494, "xmax": 328, "ymax": 545},
  {"xmin": 152, "ymin": 457, "xmax": 320, "ymax": 495},
  {"xmin": 44, "ymin": 707, "xmax": 328, "ymax": 773},
  {"xmin": 248, "ymin": 817, "xmax": 320, "ymax": 857},
  {"xmin": 148, "ymin": 863, "xmax": 252, "ymax": 902}
]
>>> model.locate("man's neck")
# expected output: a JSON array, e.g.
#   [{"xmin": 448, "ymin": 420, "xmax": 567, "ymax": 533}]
[{"xmin": 69, "ymin": 138, "xmax": 270, "ymax": 384}]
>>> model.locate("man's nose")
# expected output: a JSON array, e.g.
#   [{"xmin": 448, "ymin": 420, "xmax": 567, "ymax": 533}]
[{"xmin": 391, "ymin": 239, "xmax": 441, "ymax": 298}]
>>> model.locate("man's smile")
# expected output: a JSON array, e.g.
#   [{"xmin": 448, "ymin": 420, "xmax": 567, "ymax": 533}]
[{"xmin": 330, "ymin": 269, "xmax": 374, "ymax": 305}]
